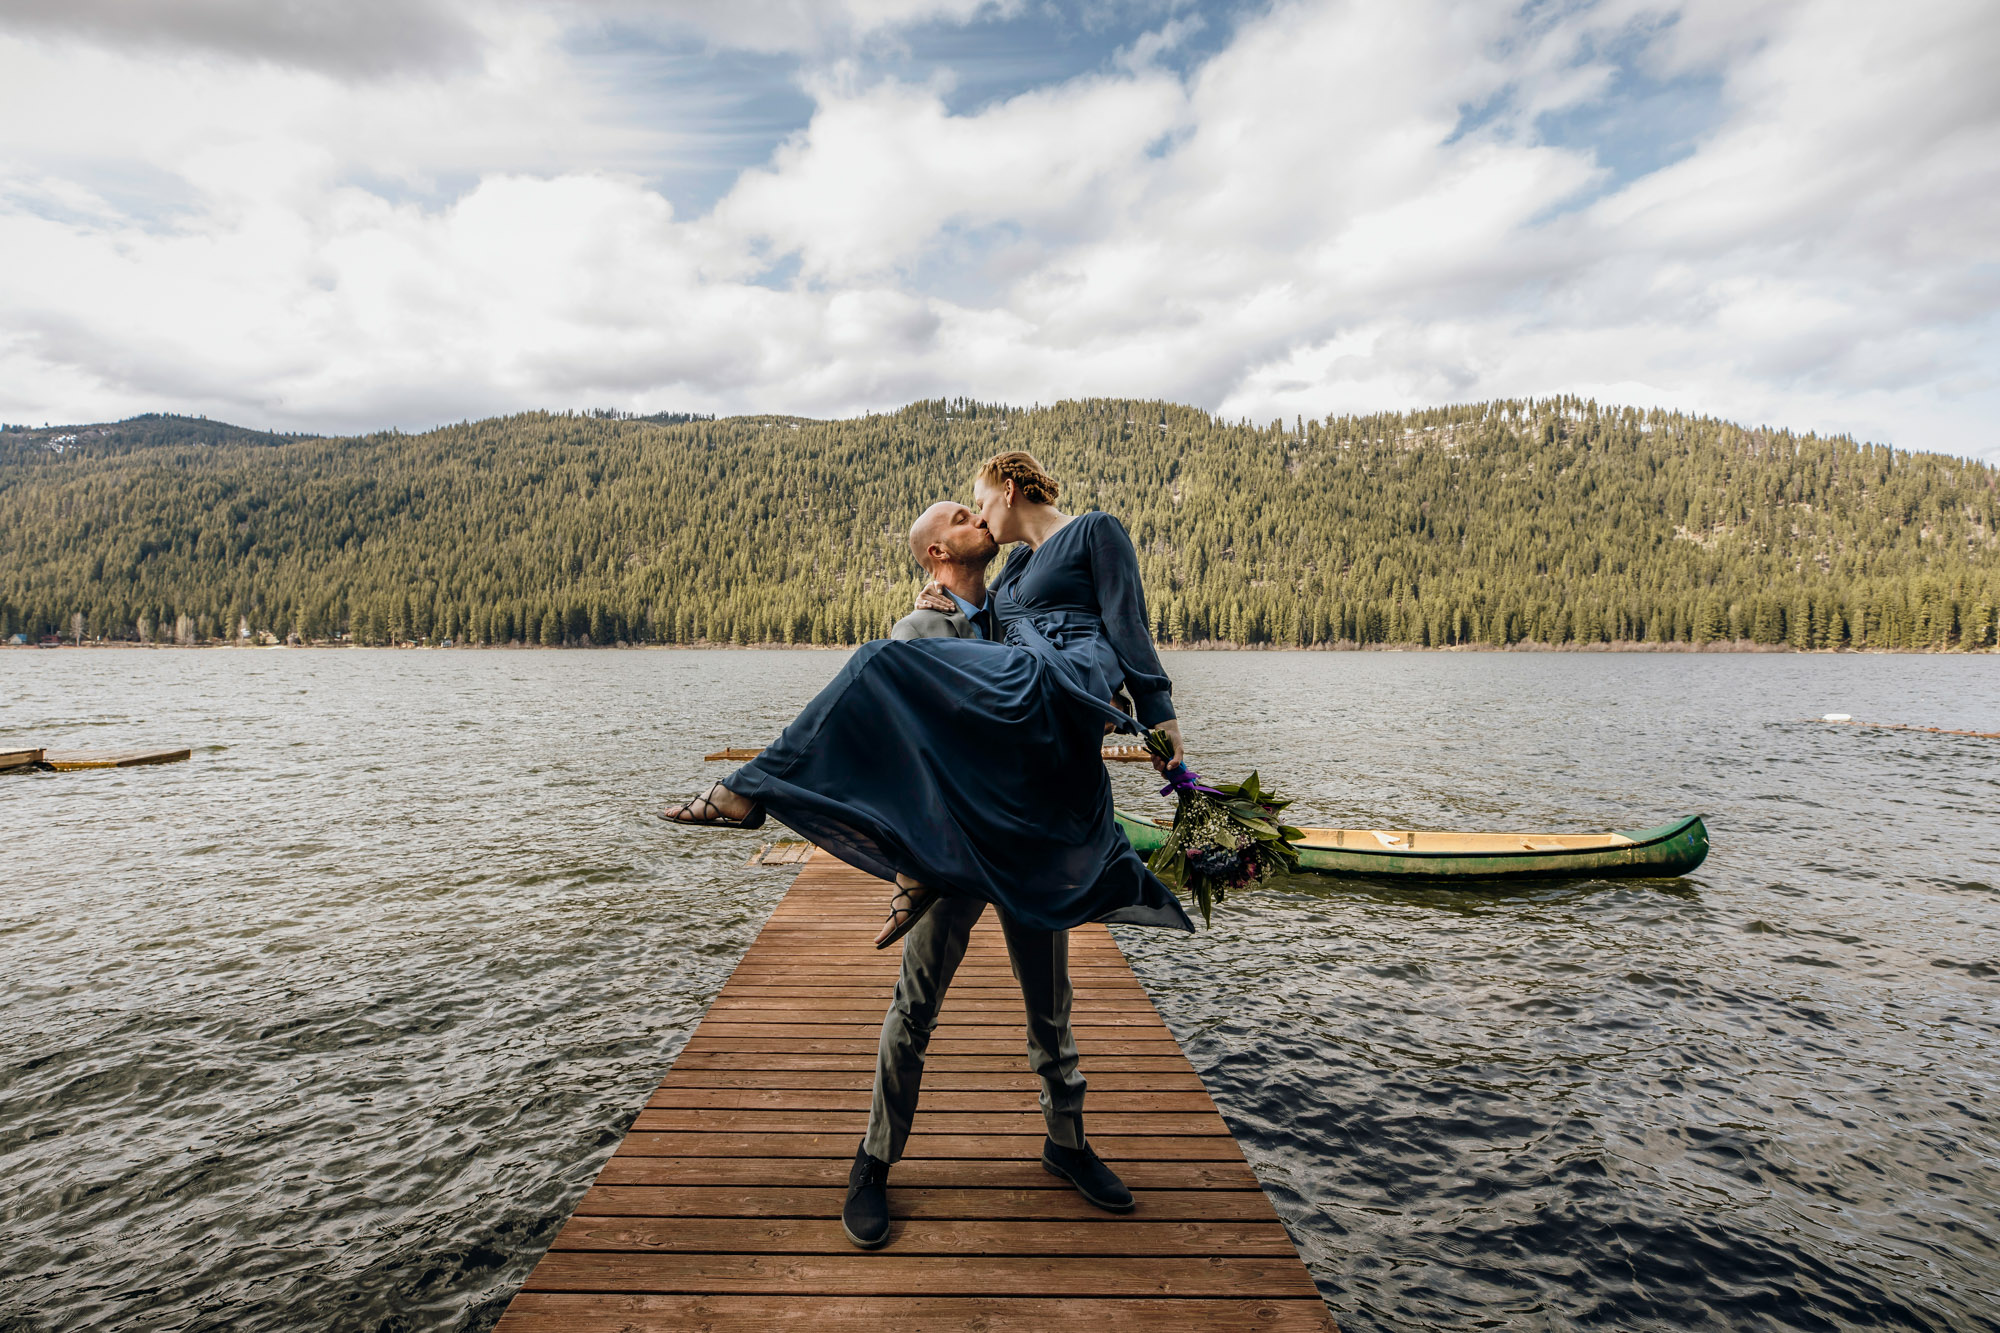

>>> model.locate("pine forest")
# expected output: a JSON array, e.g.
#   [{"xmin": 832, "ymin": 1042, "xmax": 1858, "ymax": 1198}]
[{"xmin": 2, "ymin": 397, "xmax": 1995, "ymax": 652}]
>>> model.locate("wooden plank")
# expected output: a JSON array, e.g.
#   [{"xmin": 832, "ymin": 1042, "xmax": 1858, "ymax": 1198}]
[
  {"xmin": 573, "ymin": 1186, "xmax": 1286, "ymax": 1220},
  {"xmin": 653, "ymin": 1069, "xmax": 1208, "ymax": 1092},
  {"xmin": 750, "ymin": 841, "xmax": 818, "ymax": 866},
  {"xmin": 706, "ymin": 997, "xmax": 1155, "ymax": 1009},
  {"xmin": 552, "ymin": 1217, "xmax": 1301, "ymax": 1256},
  {"xmin": 41, "ymin": 747, "xmax": 191, "ymax": 769},
  {"xmin": 497, "ymin": 1294, "xmax": 1334, "ymax": 1331},
  {"xmin": 0, "ymin": 747, "xmax": 44, "ymax": 772},
  {"xmin": 1817, "ymin": 716, "xmax": 2000, "ymax": 740},
  {"xmin": 494, "ymin": 849, "xmax": 1333, "ymax": 1331},
  {"xmin": 690, "ymin": 1021, "xmax": 1178, "ymax": 1038},
  {"xmin": 680, "ymin": 1039, "xmax": 1187, "ymax": 1056},
  {"xmin": 614, "ymin": 1133, "xmax": 1247, "ymax": 1161},
  {"xmin": 666, "ymin": 1052, "xmax": 1195, "ymax": 1073},
  {"xmin": 519, "ymin": 1252, "xmax": 1322, "ymax": 1298},
  {"xmin": 692, "ymin": 1014, "xmax": 1168, "ymax": 1031},
  {"xmin": 707, "ymin": 742, "xmax": 1165, "ymax": 766},
  {"xmin": 593, "ymin": 1158, "xmax": 1268, "ymax": 1191},
  {"xmin": 720, "ymin": 980, "xmax": 1160, "ymax": 992},
  {"xmin": 628, "ymin": 1109, "xmax": 1234, "ymax": 1136},
  {"xmin": 644, "ymin": 1090, "xmax": 1221, "ymax": 1112}
]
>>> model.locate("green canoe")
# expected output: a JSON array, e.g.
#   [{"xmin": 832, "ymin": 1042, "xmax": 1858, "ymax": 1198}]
[{"xmin": 1116, "ymin": 810, "xmax": 1709, "ymax": 881}]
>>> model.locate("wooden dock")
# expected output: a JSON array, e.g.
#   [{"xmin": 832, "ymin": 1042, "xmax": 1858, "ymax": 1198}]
[
  {"xmin": 495, "ymin": 851, "xmax": 1333, "ymax": 1331},
  {"xmin": 42, "ymin": 747, "xmax": 192, "ymax": 770},
  {"xmin": 0, "ymin": 747, "xmax": 44, "ymax": 772}
]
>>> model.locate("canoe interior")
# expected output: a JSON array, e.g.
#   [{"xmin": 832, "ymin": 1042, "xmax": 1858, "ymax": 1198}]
[
  {"xmin": 1124, "ymin": 813, "xmax": 1681, "ymax": 853},
  {"xmin": 1293, "ymin": 826, "xmax": 1635, "ymax": 854}
]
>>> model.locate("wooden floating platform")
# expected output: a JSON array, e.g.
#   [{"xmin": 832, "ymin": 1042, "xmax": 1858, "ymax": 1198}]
[
  {"xmin": 749, "ymin": 841, "xmax": 818, "ymax": 866},
  {"xmin": 0, "ymin": 747, "xmax": 44, "ymax": 772},
  {"xmin": 41, "ymin": 747, "xmax": 192, "ymax": 770},
  {"xmin": 495, "ymin": 851, "xmax": 1333, "ymax": 1332},
  {"xmin": 710, "ymin": 745, "xmax": 1155, "ymax": 764},
  {"xmin": 1817, "ymin": 717, "xmax": 2000, "ymax": 740}
]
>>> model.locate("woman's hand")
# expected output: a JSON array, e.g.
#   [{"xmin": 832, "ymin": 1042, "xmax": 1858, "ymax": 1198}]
[
  {"xmin": 915, "ymin": 580, "xmax": 955, "ymax": 613},
  {"xmin": 1149, "ymin": 718, "xmax": 1185, "ymax": 774}
]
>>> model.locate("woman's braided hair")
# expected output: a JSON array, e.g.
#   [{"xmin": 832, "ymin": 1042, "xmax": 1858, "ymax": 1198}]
[{"xmin": 976, "ymin": 450, "xmax": 1061, "ymax": 505}]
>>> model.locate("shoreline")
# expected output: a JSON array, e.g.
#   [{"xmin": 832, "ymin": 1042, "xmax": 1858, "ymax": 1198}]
[{"xmin": 6, "ymin": 639, "xmax": 1992, "ymax": 655}]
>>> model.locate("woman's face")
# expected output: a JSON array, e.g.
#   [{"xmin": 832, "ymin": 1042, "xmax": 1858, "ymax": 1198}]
[{"xmin": 973, "ymin": 475, "xmax": 1019, "ymax": 545}]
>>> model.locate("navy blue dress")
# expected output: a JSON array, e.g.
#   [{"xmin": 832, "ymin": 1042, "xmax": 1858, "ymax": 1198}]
[{"xmin": 726, "ymin": 510, "xmax": 1193, "ymax": 932}]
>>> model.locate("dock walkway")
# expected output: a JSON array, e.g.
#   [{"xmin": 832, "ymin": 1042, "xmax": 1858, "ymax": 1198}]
[{"xmin": 495, "ymin": 851, "xmax": 1333, "ymax": 1331}]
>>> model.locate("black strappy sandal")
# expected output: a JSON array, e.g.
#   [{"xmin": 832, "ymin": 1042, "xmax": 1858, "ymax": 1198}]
[
  {"xmin": 660, "ymin": 782, "xmax": 767, "ymax": 830},
  {"xmin": 875, "ymin": 881, "xmax": 939, "ymax": 950}
]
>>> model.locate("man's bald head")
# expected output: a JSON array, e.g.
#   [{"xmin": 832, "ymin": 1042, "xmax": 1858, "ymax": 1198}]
[{"xmin": 909, "ymin": 500, "xmax": 999, "ymax": 576}]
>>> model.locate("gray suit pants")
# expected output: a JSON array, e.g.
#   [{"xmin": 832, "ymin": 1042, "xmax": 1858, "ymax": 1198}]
[{"xmin": 864, "ymin": 895, "xmax": 1087, "ymax": 1164}]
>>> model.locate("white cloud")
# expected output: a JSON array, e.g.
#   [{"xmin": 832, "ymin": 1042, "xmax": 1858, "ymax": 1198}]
[
  {"xmin": 0, "ymin": 0, "xmax": 489, "ymax": 77},
  {"xmin": 613, "ymin": 0, "xmax": 1022, "ymax": 56},
  {"xmin": 0, "ymin": 0, "xmax": 1014, "ymax": 74},
  {"xmin": 0, "ymin": 0, "xmax": 1995, "ymax": 460},
  {"xmin": 716, "ymin": 68, "xmax": 1185, "ymax": 282}
]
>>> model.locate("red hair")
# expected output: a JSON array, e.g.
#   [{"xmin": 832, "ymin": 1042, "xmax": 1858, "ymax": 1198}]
[{"xmin": 976, "ymin": 451, "xmax": 1061, "ymax": 504}]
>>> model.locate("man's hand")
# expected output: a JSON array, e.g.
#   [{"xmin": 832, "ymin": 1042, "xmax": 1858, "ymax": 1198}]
[
  {"xmin": 1149, "ymin": 718, "xmax": 1185, "ymax": 774},
  {"xmin": 915, "ymin": 580, "xmax": 954, "ymax": 613}
]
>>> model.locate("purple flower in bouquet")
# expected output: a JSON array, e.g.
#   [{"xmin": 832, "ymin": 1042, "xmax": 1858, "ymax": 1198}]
[{"xmin": 1141, "ymin": 730, "xmax": 1304, "ymax": 925}]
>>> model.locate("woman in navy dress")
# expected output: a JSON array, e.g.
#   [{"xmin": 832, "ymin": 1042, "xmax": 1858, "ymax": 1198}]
[{"xmin": 664, "ymin": 451, "xmax": 1194, "ymax": 943}]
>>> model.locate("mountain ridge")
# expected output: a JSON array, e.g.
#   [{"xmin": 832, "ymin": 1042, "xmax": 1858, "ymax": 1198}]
[{"xmin": 2, "ymin": 397, "xmax": 1994, "ymax": 650}]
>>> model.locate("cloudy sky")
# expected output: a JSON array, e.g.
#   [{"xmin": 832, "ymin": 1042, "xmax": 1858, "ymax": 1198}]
[{"xmin": 2, "ymin": 0, "xmax": 1996, "ymax": 457}]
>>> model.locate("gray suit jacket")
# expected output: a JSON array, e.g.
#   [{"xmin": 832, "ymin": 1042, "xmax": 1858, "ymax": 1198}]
[{"xmin": 891, "ymin": 608, "xmax": 973, "ymax": 640}]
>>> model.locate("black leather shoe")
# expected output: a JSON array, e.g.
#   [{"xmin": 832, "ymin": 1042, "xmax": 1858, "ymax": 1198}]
[
  {"xmin": 1041, "ymin": 1137, "xmax": 1134, "ymax": 1212},
  {"xmin": 842, "ymin": 1145, "xmax": 891, "ymax": 1248}
]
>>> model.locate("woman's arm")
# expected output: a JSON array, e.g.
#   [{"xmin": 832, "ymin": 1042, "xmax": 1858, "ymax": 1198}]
[{"xmin": 1085, "ymin": 512, "xmax": 1175, "ymax": 730}]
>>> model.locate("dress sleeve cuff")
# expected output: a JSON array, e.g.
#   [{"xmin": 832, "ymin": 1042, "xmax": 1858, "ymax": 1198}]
[{"xmin": 1133, "ymin": 689, "xmax": 1176, "ymax": 728}]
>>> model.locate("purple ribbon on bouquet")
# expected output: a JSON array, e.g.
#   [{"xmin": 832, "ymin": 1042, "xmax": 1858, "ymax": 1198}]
[{"xmin": 1160, "ymin": 763, "xmax": 1221, "ymax": 798}]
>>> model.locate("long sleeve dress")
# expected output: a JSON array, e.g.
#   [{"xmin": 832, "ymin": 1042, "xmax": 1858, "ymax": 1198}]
[{"xmin": 724, "ymin": 510, "xmax": 1193, "ymax": 932}]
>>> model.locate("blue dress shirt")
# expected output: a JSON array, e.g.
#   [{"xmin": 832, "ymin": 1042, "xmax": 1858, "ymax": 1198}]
[{"xmin": 946, "ymin": 589, "xmax": 989, "ymax": 638}]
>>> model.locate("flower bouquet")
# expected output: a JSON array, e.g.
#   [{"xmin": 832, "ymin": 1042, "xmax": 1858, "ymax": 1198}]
[{"xmin": 1142, "ymin": 729, "xmax": 1305, "ymax": 924}]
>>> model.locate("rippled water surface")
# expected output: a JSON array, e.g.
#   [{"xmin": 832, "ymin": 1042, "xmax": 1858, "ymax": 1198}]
[{"xmin": 3, "ymin": 648, "xmax": 1997, "ymax": 1332}]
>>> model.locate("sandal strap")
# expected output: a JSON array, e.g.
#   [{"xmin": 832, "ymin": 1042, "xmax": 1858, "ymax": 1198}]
[
  {"xmin": 884, "ymin": 884, "xmax": 929, "ymax": 922},
  {"xmin": 667, "ymin": 783, "xmax": 734, "ymax": 823}
]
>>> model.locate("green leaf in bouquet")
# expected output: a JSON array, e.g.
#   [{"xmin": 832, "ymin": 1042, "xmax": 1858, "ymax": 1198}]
[{"xmin": 1144, "ymin": 752, "xmax": 1311, "ymax": 926}]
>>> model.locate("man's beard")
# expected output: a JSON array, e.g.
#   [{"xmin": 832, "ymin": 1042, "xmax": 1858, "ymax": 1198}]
[{"xmin": 947, "ymin": 539, "xmax": 998, "ymax": 571}]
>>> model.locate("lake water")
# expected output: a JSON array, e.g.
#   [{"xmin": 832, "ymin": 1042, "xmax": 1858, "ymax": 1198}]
[{"xmin": 2, "ymin": 648, "xmax": 1996, "ymax": 1332}]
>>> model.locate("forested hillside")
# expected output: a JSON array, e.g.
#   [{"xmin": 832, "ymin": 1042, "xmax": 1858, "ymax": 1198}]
[{"xmin": 2, "ymin": 398, "xmax": 1995, "ymax": 650}]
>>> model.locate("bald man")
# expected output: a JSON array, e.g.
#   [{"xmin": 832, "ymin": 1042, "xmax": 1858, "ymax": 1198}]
[
  {"xmin": 890, "ymin": 500, "xmax": 1000, "ymax": 641},
  {"xmin": 842, "ymin": 500, "xmax": 1131, "ymax": 1251}
]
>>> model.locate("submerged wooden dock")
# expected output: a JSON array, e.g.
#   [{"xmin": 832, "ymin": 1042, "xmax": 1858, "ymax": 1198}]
[
  {"xmin": 43, "ymin": 747, "xmax": 192, "ymax": 770},
  {"xmin": 495, "ymin": 850, "xmax": 1333, "ymax": 1331},
  {"xmin": 0, "ymin": 746, "xmax": 191, "ymax": 772}
]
